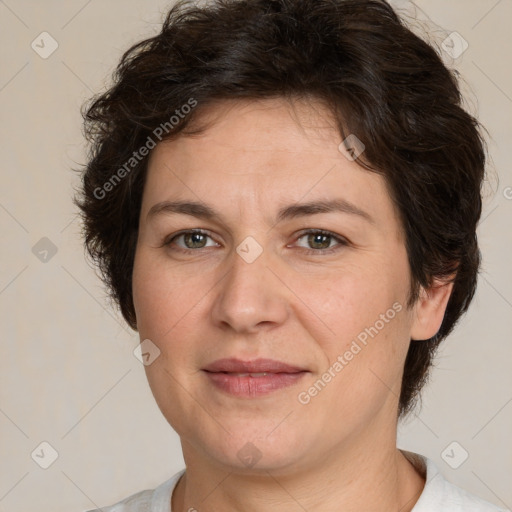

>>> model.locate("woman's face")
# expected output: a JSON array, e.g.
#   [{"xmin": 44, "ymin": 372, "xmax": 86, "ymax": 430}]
[{"xmin": 133, "ymin": 98, "xmax": 429, "ymax": 473}]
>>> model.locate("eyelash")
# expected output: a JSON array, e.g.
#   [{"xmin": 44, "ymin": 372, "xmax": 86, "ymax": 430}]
[{"xmin": 163, "ymin": 229, "xmax": 349, "ymax": 255}]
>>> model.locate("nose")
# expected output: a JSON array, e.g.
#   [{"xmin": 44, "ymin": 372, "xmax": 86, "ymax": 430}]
[{"xmin": 210, "ymin": 243, "xmax": 290, "ymax": 334}]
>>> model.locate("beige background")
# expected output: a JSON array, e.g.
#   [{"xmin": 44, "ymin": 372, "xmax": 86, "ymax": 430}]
[{"xmin": 0, "ymin": 1, "xmax": 511, "ymax": 510}]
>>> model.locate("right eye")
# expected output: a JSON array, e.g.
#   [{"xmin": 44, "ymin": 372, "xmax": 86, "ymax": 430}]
[{"xmin": 163, "ymin": 229, "xmax": 219, "ymax": 252}]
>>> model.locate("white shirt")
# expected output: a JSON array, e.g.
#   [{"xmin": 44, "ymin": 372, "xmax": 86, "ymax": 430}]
[{"xmin": 86, "ymin": 451, "xmax": 509, "ymax": 511}]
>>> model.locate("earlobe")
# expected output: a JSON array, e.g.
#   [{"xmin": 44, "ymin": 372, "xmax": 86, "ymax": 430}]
[{"xmin": 410, "ymin": 278, "xmax": 455, "ymax": 341}]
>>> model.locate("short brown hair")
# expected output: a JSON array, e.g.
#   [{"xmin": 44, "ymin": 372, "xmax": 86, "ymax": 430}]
[{"xmin": 76, "ymin": 0, "xmax": 486, "ymax": 418}]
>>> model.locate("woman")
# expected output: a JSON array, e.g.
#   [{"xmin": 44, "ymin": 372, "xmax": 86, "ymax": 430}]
[{"xmin": 77, "ymin": 0, "xmax": 506, "ymax": 510}]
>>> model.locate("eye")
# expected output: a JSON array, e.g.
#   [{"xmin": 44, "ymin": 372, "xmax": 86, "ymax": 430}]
[
  {"xmin": 164, "ymin": 229, "xmax": 218, "ymax": 251},
  {"xmin": 163, "ymin": 228, "xmax": 348, "ymax": 255},
  {"xmin": 293, "ymin": 229, "xmax": 348, "ymax": 254}
]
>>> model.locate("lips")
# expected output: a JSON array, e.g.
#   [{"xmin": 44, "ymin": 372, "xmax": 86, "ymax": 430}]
[
  {"xmin": 202, "ymin": 358, "xmax": 307, "ymax": 374},
  {"xmin": 202, "ymin": 358, "xmax": 308, "ymax": 397}
]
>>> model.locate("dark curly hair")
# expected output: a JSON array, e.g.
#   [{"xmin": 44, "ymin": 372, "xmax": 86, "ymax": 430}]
[{"xmin": 76, "ymin": 0, "xmax": 486, "ymax": 419}]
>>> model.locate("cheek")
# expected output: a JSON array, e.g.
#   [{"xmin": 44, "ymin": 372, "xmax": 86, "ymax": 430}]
[
  {"xmin": 292, "ymin": 259, "xmax": 411, "ymax": 402},
  {"xmin": 297, "ymin": 261, "xmax": 404, "ymax": 348},
  {"xmin": 132, "ymin": 248, "xmax": 202, "ymax": 338},
  {"xmin": 133, "ymin": 253, "xmax": 205, "ymax": 429}
]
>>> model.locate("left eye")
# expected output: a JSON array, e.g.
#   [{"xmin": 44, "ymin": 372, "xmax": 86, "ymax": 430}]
[{"xmin": 294, "ymin": 230, "xmax": 347, "ymax": 252}]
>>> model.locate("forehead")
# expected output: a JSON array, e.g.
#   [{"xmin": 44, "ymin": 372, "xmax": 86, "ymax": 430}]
[
  {"xmin": 152, "ymin": 98, "xmax": 354, "ymax": 167},
  {"xmin": 142, "ymin": 98, "xmax": 401, "ymax": 234}
]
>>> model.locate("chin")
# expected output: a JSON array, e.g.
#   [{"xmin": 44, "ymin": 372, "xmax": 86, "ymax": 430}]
[{"xmin": 189, "ymin": 422, "xmax": 311, "ymax": 474}]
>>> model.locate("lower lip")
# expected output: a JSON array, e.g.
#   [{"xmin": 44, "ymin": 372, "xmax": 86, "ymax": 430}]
[{"xmin": 203, "ymin": 371, "xmax": 307, "ymax": 397}]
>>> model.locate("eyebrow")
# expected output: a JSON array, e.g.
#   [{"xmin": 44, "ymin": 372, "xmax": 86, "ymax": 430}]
[{"xmin": 147, "ymin": 198, "xmax": 374, "ymax": 225}]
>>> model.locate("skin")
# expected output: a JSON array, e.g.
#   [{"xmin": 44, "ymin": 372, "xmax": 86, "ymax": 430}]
[{"xmin": 132, "ymin": 98, "xmax": 453, "ymax": 511}]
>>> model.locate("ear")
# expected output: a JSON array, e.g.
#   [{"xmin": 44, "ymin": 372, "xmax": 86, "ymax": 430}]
[{"xmin": 410, "ymin": 278, "xmax": 455, "ymax": 341}]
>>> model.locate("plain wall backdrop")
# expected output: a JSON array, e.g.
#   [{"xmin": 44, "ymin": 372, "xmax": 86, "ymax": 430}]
[{"xmin": 0, "ymin": 0, "xmax": 511, "ymax": 510}]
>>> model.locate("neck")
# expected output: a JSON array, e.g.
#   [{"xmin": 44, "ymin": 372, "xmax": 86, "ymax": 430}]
[{"xmin": 171, "ymin": 436, "xmax": 425, "ymax": 511}]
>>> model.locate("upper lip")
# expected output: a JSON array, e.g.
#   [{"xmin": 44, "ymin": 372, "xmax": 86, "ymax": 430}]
[{"xmin": 202, "ymin": 358, "xmax": 307, "ymax": 373}]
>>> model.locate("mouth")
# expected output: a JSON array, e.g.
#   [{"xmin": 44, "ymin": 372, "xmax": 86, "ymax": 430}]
[
  {"xmin": 202, "ymin": 358, "xmax": 309, "ymax": 397},
  {"xmin": 202, "ymin": 357, "xmax": 307, "ymax": 373}
]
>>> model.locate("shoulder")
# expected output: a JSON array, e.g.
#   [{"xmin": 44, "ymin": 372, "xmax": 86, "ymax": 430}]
[
  {"xmin": 85, "ymin": 488, "xmax": 153, "ymax": 512},
  {"xmin": 403, "ymin": 451, "xmax": 509, "ymax": 512},
  {"xmin": 421, "ymin": 474, "xmax": 509, "ymax": 511},
  {"xmin": 83, "ymin": 469, "xmax": 185, "ymax": 512}
]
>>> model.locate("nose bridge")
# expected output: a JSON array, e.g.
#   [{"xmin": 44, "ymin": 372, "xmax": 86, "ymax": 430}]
[{"xmin": 211, "ymin": 236, "xmax": 288, "ymax": 332}]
